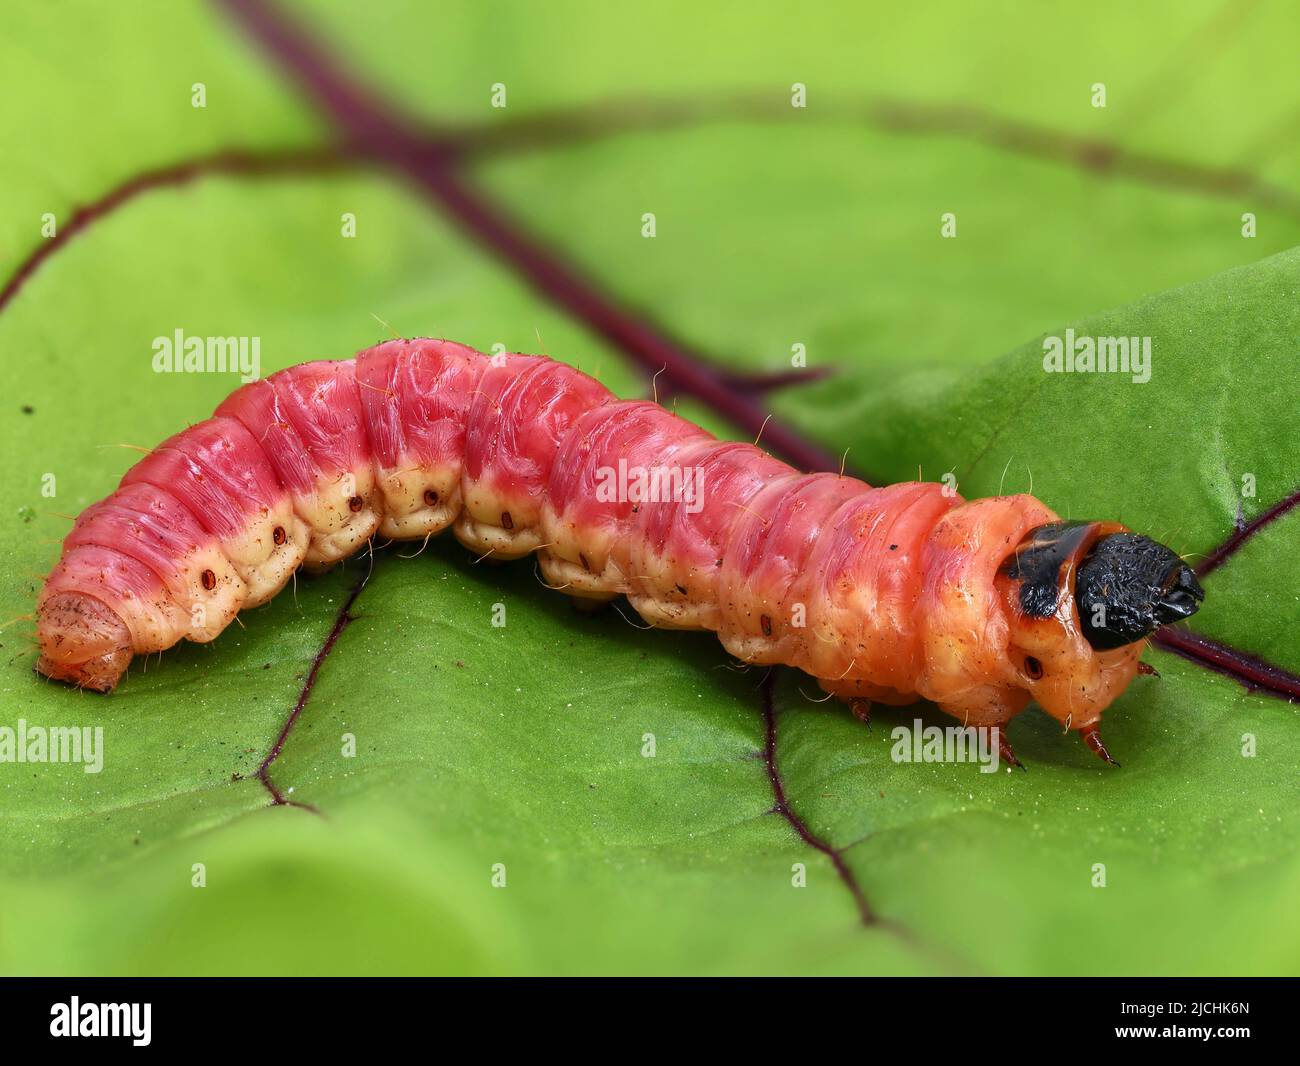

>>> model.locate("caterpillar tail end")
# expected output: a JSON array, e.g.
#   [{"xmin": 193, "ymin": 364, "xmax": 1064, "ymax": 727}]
[{"xmin": 35, "ymin": 593, "xmax": 133, "ymax": 693}]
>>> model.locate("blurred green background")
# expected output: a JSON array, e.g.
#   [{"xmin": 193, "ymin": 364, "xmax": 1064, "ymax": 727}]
[{"xmin": 0, "ymin": 0, "xmax": 1298, "ymax": 975}]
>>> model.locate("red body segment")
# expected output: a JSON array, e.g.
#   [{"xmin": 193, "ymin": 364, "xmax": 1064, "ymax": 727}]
[
  {"xmin": 354, "ymin": 339, "xmax": 484, "ymax": 472},
  {"xmin": 265, "ymin": 360, "xmax": 374, "ymax": 484},
  {"xmin": 716, "ymin": 471, "xmax": 864, "ymax": 666},
  {"xmin": 629, "ymin": 439, "xmax": 792, "ymax": 629},
  {"xmin": 215, "ymin": 381, "xmax": 319, "ymax": 496},
  {"xmin": 65, "ymin": 484, "xmax": 210, "ymax": 599},
  {"xmin": 461, "ymin": 355, "xmax": 615, "ymax": 554},
  {"xmin": 540, "ymin": 400, "xmax": 713, "ymax": 595},
  {"xmin": 122, "ymin": 418, "xmax": 272, "ymax": 541},
  {"xmin": 799, "ymin": 482, "xmax": 959, "ymax": 696}
]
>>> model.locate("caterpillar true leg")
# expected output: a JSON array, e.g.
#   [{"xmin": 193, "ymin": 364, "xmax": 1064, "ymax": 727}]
[
  {"xmin": 34, "ymin": 339, "xmax": 1203, "ymax": 767},
  {"xmin": 1080, "ymin": 725, "xmax": 1120, "ymax": 768},
  {"xmin": 990, "ymin": 726, "xmax": 1025, "ymax": 772}
]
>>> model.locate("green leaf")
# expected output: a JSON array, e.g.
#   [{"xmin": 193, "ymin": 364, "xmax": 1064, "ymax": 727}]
[{"xmin": 1, "ymin": 0, "xmax": 1298, "ymax": 975}]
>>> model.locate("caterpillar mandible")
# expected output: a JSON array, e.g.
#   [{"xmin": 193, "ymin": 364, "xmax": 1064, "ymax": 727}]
[{"xmin": 35, "ymin": 338, "xmax": 1204, "ymax": 766}]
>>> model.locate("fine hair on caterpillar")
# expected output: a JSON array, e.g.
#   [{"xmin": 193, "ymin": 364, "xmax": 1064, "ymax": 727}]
[{"xmin": 33, "ymin": 338, "xmax": 1204, "ymax": 768}]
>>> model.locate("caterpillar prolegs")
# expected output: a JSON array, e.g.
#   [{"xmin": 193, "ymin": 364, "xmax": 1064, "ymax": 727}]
[{"xmin": 35, "ymin": 338, "xmax": 1204, "ymax": 765}]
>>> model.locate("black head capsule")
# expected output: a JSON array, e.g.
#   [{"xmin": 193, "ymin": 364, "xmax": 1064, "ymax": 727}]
[
  {"xmin": 1001, "ymin": 521, "xmax": 1096, "ymax": 618},
  {"xmin": 1075, "ymin": 532, "xmax": 1204, "ymax": 650}
]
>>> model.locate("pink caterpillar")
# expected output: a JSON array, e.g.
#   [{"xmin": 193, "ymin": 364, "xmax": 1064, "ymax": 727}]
[{"xmin": 36, "ymin": 339, "xmax": 1202, "ymax": 765}]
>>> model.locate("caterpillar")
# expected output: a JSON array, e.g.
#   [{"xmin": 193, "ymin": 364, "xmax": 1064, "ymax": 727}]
[{"xmin": 35, "ymin": 338, "xmax": 1204, "ymax": 766}]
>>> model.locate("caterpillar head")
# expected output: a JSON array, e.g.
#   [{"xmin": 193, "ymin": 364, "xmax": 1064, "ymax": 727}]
[{"xmin": 995, "ymin": 521, "xmax": 1203, "ymax": 762}]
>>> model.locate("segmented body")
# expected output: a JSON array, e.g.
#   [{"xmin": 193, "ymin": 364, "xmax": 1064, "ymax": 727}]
[{"xmin": 37, "ymin": 338, "xmax": 1141, "ymax": 732}]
